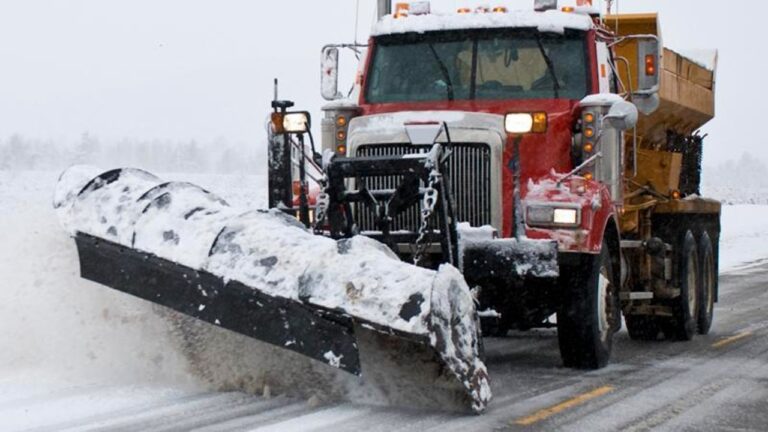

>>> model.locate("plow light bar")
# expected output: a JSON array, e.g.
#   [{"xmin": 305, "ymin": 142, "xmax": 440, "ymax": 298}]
[
  {"xmin": 282, "ymin": 112, "xmax": 311, "ymax": 133},
  {"xmin": 527, "ymin": 205, "xmax": 580, "ymax": 228},
  {"xmin": 505, "ymin": 112, "xmax": 548, "ymax": 134}
]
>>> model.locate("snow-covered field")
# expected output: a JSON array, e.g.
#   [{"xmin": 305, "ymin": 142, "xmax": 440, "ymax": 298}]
[
  {"xmin": 719, "ymin": 205, "xmax": 768, "ymax": 272},
  {"xmin": 0, "ymin": 169, "xmax": 767, "ymax": 430}
]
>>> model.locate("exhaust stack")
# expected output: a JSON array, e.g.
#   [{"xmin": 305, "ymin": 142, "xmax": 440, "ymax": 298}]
[{"xmin": 377, "ymin": 0, "xmax": 391, "ymax": 19}]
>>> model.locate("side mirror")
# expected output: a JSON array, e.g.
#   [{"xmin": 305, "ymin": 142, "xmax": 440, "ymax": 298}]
[
  {"xmin": 603, "ymin": 100, "xmax": 638, "ymax": 131},
  {"xmin": 321, "ymin": 46, "xmax": 341, "ymax": 101}
]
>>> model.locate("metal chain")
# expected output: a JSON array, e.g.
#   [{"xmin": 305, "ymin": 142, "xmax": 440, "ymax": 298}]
[
  {"xmin": 413, "ymin": 170, "xmax": 440, "ymax": 266},
  {"xmin": 313, "ymin": 176, "xmax": 330, "ymax": 233}
]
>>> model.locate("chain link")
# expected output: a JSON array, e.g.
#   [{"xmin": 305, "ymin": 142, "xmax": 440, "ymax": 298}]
[
  {"xmin": 312, "ymin": 174, "xmax": 330, "ymax": 233},
  {"xmin": 413, "ymin": 170, "xmax": 440, "ymax": 266}
]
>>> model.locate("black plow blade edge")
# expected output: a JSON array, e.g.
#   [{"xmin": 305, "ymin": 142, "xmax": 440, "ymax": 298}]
[{"xmin": 74, "ymin": 232, "xmax": 362, "ymax": 375}]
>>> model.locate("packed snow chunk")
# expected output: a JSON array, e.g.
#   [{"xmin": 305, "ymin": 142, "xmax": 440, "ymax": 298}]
[
  {"xmin": 53, "ymin": 165, "xmax": 117, "ymax": 234},
  {"xmin": 132, "ymin": 182, "xmax": 237, "ymax": 269},
  {"xmin": 206, "ymin": 210, "xmax": 438, "ymax": 335},
  {"xmin": 59, "ymin": 167, "xmax": 162, "ymax": 244},
  {"xmin": 372, "ymin": 9, "xmax": 592, "ymax": 37},
  {"xmin": 324, "ymin": 351, "xmax": 344, "ymax": 368},
  {"xmin": 429, "ymin": 265, "xmax": 491, "ymax": 412},
  {"xmin": 477, "ymin": 309, "xmax": 501, "ymax": 319}
]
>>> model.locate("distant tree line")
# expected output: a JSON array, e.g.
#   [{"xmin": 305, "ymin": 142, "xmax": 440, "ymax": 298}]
[{"xmin": 0, "ymin": 132, "xmax": 266, "ymax": 174}]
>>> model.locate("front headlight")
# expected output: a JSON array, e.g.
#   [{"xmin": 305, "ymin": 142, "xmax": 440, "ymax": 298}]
[
  {"xmin": 505, "ymin": 114, "xmax": 533, "ymax": 134},
  {"xmin": 505, "ymin": 112, "xmax": 548, "ymax": 134},
  {"xmin": 526, "ymin": 205, "xmax": 580, "ymax": 228},
  {"xmin": 553, "ymin": 208, "xmax": 578, "ymax": 225}
]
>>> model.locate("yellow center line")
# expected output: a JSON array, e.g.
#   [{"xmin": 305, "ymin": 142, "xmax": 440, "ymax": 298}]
[
  {"xmin": 513, "ymin": 385, "xmax": 615, "ymax": 426},
  {"xmin": 712, "ymin": 331, "xmax": 753, "ymax": 349}
]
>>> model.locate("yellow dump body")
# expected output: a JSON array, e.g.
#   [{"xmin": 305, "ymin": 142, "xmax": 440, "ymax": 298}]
[
  {"xmin": 605, "ymin": 13, "xmax": 717, "ymax": 146},
  {"xmin": 606, "ymin": 14, "xmax": 720, "ymax": 233}
]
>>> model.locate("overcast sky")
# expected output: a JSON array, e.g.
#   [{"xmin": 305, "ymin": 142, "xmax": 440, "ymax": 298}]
[{"xmin": 0, "ymin": 0, "xmax": 760, "ymax": 166}]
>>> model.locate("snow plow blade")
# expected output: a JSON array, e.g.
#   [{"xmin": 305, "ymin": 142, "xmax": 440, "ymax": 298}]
[
  {"xmin": 54, "ymin": 166, "xmax": 491, "ymax": 413},
  {"xmin": 74, "ymin": 232, "xmax": 362, "ymax": 374}
]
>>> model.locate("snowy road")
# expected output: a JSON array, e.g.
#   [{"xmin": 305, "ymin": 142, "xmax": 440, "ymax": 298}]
[
  {"xmin": 2, "ymin": 171, "xmax": 768, "ymax": 431},
  {"xmin": 4, "ymin": 266, "xmax": 768, "ymax": 431}
]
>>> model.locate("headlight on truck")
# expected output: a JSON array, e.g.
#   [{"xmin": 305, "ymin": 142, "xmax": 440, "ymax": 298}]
[
  {"xmin": 505, "ymin": 112, "xmax": 547, "ymax": 134},
  {"xmin": 553, "ymin": 208, "xmax": 578, "ymax": 225},
  {"xmin": 505, "ymin": 114, "xmax": 533, "ymax": 134},
  {"xmin": 526, "ymin": 205, "xmax": 580, "ymax": 228}
]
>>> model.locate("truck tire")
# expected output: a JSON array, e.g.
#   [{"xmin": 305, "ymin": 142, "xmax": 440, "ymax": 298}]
[
  {"xmin": 557, "ymin": 241, "xmax": 617, "ymax": 369},
  {"xmin": 698, "ymin": 232, "xmax": 716, "ymax": 335},
  {"xmin": 666, "ymin": 230, "xmax": 699, "ymax": 341}
]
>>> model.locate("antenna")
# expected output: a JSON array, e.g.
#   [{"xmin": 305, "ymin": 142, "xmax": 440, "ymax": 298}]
[
  {"xmin": 273, "ymin": 78, "xmax": 278, "ymax": 102},
  {"xmin": 354, "ymin": 0, "xmax": 360, "ymax": 44}
]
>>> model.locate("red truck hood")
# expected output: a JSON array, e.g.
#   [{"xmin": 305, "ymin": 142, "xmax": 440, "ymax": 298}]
[{"xmin": 361, "ymin": 99, "xmax": 581, "ymax": 179}]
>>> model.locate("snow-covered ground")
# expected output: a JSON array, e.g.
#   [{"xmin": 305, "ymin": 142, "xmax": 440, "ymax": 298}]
[
  {"xmin": 718, "ymin": 204, "xmax": 768, "ymax": 273},
  {"xmin": 0, "ymin": 169, "xmax": 767, "ymax": 430}
]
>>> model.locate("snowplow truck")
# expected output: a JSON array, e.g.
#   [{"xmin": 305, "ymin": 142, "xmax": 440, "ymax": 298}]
[{"xmin": 55, "ymin": 1, "xmax": 719, "ymax": 414}]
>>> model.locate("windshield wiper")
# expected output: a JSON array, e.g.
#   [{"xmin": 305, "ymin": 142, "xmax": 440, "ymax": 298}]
[
  {"xmin": 428, "ymin": 43, "xmax": 455, "ymax": 101},
  {"xmin": 535, "ymin": 35, "xmax": 560, "ymax": 98}
]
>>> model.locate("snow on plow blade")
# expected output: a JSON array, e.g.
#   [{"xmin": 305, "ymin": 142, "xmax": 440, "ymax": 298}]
[{"xmin": 53, "ymin": 166, "xmax": 491, "ymax": 413}]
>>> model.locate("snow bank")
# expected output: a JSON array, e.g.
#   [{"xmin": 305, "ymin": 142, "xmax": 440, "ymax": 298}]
[
  {"xmin": 54, "ymin": 166, "xmax": 492, "ymax": 412},
  {"xmin": 0, "ymin": 170, "xmax": 200, "ymax": 390},
  {"xmin": 719, "ymin": 205, "xmax": 768, "ymax": 273}
]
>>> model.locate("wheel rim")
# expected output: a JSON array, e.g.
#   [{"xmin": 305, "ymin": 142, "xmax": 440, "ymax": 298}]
[
  {"xmin": 598, "ymin": 265, "xmax": 611, "ymax": 342},
  {"xmin": 687, "ymin": 250, "xmax": 698, "ymax": 315},
  {"xmin": 705, "ymin": 254, "xmax": 715, "ymax": 316}
]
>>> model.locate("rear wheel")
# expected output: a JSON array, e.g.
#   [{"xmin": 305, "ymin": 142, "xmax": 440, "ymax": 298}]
[
  {"xmin": 698, "ymin": 232, "xmax": 716, "ymax": 335},
  {"xmin": 665, "ymin": 230, "xmax": 699, "ymax": 341},
  {"xmin": 557, "ymin": 241, "xmax": 618, "ymax": 369}
]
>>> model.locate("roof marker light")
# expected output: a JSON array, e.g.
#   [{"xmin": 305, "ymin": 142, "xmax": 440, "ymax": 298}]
[
  {"xmin": 561, "ymin": 6, "xmax": 575, "ymax": 12},
  {"xmin": 492, "ymin": 6, "xmax": 508, "ymax": 13},
  {"xmin": 394, "ymin": 2, "xmax": 409, "ymax": 18},
  {"xmin": 409, "ymin": 1, "xmax": 431, "ymax": 15},
  {"xmin": 534, "ymin": 0, "xmax": 558, "ymax": 12},
  {"xmin": 457, "ymin": 7, "xmax": 471, "ymax": 13}
]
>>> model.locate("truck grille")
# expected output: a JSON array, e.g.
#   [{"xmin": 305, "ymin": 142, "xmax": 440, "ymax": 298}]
[{"xmin": 354, "ymin": 143, "xmax": 492, "ymax": 232}]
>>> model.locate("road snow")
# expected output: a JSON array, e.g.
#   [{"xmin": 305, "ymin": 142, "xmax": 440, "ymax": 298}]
[{"xmin": 1, "ymin": 169, "xmax": 767, "ymax": 431}]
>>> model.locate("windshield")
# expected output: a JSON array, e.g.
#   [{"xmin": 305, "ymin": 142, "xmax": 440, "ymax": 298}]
[{"xmin": 365, "ymin": 29, "xmax": 588, "ymax": 103}]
